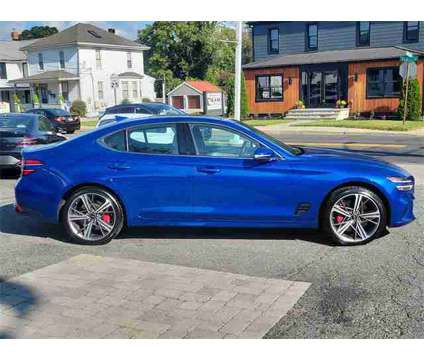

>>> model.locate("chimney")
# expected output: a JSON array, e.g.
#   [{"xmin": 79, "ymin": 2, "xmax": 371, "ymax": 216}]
[
  {"xmin": 11, "ymin": 31, "xmax": 20, "ymax": 41},
  {"xmin": 108, "ymin": 28, "xmax": 115, "ymax": 34}
]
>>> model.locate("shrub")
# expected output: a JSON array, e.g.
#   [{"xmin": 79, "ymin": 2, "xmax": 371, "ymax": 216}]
[
  {"xmin": 225, "ymin": 73, "xmax": 249, "ymax": 118},
  {"xmin": 13, "ymin": 94, "xmax": 23, "ymax": 112},
  {"xmin": 70, "ymin": 100, "xmax": 87, "ymax": 117},
  {"xmin": 398, "ymin": 78, "xmax": 422, "ymax": 120},
  {"xmin": 121, "ymin": 98, "xmax": 131, "ymax": 105},
  {"xmin": 142, "ymin": 97, "xmax": 152, "ymax": 103}
]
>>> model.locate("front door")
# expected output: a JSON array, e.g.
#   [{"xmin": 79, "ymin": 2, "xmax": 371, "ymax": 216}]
[
  {"xmin": 188, "ymin": 123, "xmax": 294, "ymax": 223},
  {"xmin": 301, "ymin": 68, "xmax": 343, "ymax": 107}
]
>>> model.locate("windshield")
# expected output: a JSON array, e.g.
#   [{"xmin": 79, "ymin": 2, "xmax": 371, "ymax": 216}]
[
  {"xmin": 241, "ymin": 122, "xmax": 303, "ymax": 156},
  {"xmin": 0, "ymin": 115, "xmax": 34, "ymax": 134},
  {"xmin": 143, "ymin": 103, "xmax": 186, "ymax": 116}
]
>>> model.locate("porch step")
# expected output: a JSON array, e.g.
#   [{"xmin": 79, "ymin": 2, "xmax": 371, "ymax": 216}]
[{"xmin": 284, "ymin": 108, "xmax": 349, "ymax": 120}]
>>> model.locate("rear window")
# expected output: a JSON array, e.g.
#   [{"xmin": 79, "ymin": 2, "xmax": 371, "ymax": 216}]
[
  {"xmin": 106, "ymin": 106, "xmax": 134, "ymax": 114},
  {"xmin": 0, "ymin": 115, "xmax": 34, "ymax": 134},
  {"xmin": 143, "ymin": 103, "xmax": 186, "ymax": 116},
  {"xmin": 48, "ymin": 109, "xmax": 70, "ymax": 116},
  {"xmin": 103, "ymin": 130, "xmax": 126, "ymax": 151}
]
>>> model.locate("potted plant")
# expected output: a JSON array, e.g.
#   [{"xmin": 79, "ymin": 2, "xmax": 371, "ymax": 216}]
[
  {"xmin": 295, "ymin": 100, "xmax": 305, "ymax": 110},
  {"xmin": 335, "ymin": 99, "xmax": 350, "ymax": 120}
]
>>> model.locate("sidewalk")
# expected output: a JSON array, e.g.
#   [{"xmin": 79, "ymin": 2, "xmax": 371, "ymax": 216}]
[{"xmin": 257, "ymin": 122, "xmax": 424, "ymax": 136}]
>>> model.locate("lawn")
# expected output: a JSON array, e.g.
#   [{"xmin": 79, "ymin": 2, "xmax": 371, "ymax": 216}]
[
  {"xmin": 242, "ymin": 119, "xmax": 291, "ymax": 126},
  {"xmin": 80, "ymin": 118, "xmax": 98, "ymax": 128},
  {"xmin": 292, "ymin": 119, "xmax": 424, "ymax": 131}
]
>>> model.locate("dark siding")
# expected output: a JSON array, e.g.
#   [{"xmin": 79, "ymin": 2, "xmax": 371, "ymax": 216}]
[{"xmin": 252, "ymin": 21, "xmax": 424, "ymax": 62}]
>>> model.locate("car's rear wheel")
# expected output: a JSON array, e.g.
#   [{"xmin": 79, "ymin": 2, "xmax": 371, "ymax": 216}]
[
  {"xmin": 62, "ymin": 186, "xmax": 124, "ymax": 245},
  {"xmin": 322, "ymin": 186, "xmax": 387, "ymax": 245}
]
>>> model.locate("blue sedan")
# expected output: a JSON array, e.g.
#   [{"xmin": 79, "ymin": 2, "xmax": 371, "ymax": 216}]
[{"xmin": 15, "ymin": 116, "xmax": 415, "ymax": 245}]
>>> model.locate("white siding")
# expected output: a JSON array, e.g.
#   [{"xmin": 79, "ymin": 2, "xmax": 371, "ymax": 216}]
[{"xmin": 27, "ymin": 47, "xmax": 78, "ymax": 75}]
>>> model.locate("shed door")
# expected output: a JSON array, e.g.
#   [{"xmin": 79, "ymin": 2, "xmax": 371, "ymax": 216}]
[
  {"xmin": 172, "ymin": 96, "xmax": 184, "ymax": 109},
  {"xmin": 188, "ymin": 95, "xmax": 201, "ymax": 109}
]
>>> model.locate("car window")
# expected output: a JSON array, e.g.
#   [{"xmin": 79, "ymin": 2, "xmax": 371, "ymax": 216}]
[
  {"xmin": 103, "ymin": 130, "xmax": 126, "ymax": 151},
  {"xmin": 38, "ymin": 116, "xmax": 54, "ymax": 132},
  {"xmin": 119, "ymin": 107, "xmax": 135, "ymax": 114},
  {"xmin": 135, "ymin": 106, "xmax": 150, "ymax": 114},
  {"xmin": 190, "ymin": 124, "xmax": 260, "ymax": 158},
  {"xmin": 128, "ymin": 124, "xmax": 178, "ymax": 155}
]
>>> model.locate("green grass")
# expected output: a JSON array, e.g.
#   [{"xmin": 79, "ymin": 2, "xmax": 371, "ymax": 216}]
[
  {"xmin": 242, "ymin": 119, "xmax": 291, "ymax": 126},
  {"xmin": 292, "ymin": 119, "xmax": 424, "ymax": 131},
  {"xmin": 80, "ymin": 118, "xmax": 98, "ymax": 127}
]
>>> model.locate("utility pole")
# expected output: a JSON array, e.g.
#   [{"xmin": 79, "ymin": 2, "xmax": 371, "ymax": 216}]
[
  {"xmin": 162, "ymin": 76, "xmax": 166, "ymax": 104},
  {"xmin": 234, "ymin": 21, "xmax": 243, "ymax": 121}
]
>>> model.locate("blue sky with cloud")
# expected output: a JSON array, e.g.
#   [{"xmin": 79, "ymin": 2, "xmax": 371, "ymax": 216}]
[{"xmin": 0, "ymin": 21, "xmax": 152, "ymax": 41}]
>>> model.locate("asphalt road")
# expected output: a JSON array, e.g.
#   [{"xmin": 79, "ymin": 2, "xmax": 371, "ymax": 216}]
[{"xmin": 1, "ymin": 130, "xmax": 423, "ymax": 338}]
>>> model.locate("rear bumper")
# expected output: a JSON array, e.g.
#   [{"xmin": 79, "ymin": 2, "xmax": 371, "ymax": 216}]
[
  {"xmin": 56, "ymin": 121, "xmax": 80, "ymax": 132},
  {"xmin": 0, "ymin": 153, "xmax": 21, "ymax": 169}
]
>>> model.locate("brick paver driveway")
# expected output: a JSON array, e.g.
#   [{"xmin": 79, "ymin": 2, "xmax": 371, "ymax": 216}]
[{"xmin": 0, "ymin": 254, "xmax": 310, "ymax": 339}]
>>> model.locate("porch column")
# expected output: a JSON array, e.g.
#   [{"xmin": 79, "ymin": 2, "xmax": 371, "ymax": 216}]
[{"xmin": 58, "ymin": 81, "xmax": 63, "ymax": 108}]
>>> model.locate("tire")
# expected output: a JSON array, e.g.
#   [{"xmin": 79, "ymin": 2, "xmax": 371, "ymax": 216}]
[
  {"xmin": 61, "ymin": 186, "xmax": 125, "ymax": 245},
  {"xmin": 321, "ymin": 186, "xmax": 387, "ymax": 246}
]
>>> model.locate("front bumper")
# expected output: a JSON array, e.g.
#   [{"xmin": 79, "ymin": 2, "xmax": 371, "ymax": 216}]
[{"xmin": 388, "ymin": 189, "xmax": 415, "ymax": 227}]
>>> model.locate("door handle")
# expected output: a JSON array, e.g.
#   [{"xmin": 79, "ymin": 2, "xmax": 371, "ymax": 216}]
[
  {"xmin": 197, "ymin": 166, "xmax": 220, "ymax": 174},
  {"xmin": 108, "ymin": 163, "xmax": 131, "ymax": 170}
]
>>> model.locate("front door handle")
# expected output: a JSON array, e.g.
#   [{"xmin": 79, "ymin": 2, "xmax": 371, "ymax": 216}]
[
  {"xmin": 197, "ymin": 166, "xmax": 220, "ymax": 174},
  {"xmin": 108, "ymin": 163, "xmax": 131, "ymax": 170}
]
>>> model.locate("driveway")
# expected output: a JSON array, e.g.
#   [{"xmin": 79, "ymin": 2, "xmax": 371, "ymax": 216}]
[{"xmin": 1, "ymin": 130, "xmax": 423, "ymax": 338}]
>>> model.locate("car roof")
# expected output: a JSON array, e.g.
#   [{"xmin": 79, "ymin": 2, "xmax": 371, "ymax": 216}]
[{"xmin": 105, "ymin": 102, "xmax": 170, "ymax": 111}]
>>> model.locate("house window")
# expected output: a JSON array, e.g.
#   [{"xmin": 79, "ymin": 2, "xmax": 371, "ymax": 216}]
[
  {"xmin": 404, "ymin": 21, "xmax": 419, "ymax": 42},
  {"xmin": 22, "ymin": 62, "xmax": 28, "ymax": 78},
  {"xmin": 59, "ymin": 51, "xmax": 65, "ymax": 69},
  {"xmin": 122, "ymin": 81, "xmax": 129, "ymax": 99},
  {"xmin": 366, "ymin": 67, "xmax": 401, "ymax": 98},
  {"xmin": 60, "ymin": 81, "xmax": 69, "ymax": 101},
  {"xmin": 132, "ymin": 81, "xmax": 138, "ymax": 98},
  {"xmin": 0, "ymin": 63, "xmax": 6, "ymax": 79},
  {"xmin": 38, "ymin": 53, "xmax": 44, "ymax": 70},
  {"xmin": 96, "ymin": 50, "xmax": 102, "ymax": 69},
  {"xmin": 127, "ymin": 52, "xmax": 132, "ymax": 69},
  {"xmin": 268, "ymin": 28, "xmax": 279, "ymax": 54},
  {"xmin": 24, "ymin": 90, "xmax": 31, "ymax": 104},
  {"xmin": 98, "ymin": 81, "xmax": 104, "ymax": 100},
  {"xmin": 357, "ymin": 22, "xmax": 370, "ymax": 46},
  {"xmin": 255, "ymin": 74, "xmax": 283, "ymax": 102},
  {"xmin": 306, "ymin": 23, "xmax": 318, "ymax": 50}
]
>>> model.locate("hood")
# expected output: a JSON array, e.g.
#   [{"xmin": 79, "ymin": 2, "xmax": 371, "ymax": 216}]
[{"xmin": 299, "ymin": 146, "xmax": 411, "ymax": 177}]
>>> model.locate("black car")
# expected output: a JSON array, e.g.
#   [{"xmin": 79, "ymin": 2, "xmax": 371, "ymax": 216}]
[
  {"xmin": 0, "ymin": 113, "xmax": 66, "ymax": 171},
  {"xmin": 26, "ymin": 108, "xmax": 80, "ymax": 134}
]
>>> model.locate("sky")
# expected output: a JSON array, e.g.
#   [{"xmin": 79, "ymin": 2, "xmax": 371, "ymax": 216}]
[{"xmin": 0, "ymin": 21, "xmax": 153, "ymax": 41}]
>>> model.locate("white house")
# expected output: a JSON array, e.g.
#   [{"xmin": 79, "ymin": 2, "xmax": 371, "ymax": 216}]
[
  {"xmin": 13, "ymin": 23, "xmax": 156, "ymax": 116},
  {"xmin": 0, "ymin": 39, "xmax": 37, "ymax": 112}
]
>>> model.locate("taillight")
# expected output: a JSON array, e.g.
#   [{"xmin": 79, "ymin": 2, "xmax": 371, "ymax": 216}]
[
  {"xmin": 17, "ymin": 137, "xmax": 38, "ymax": 146},
  {"xmin": 20, "ymin": 159, "xmax": 44, "ymax": 176},
  {"xmin": 55, "ymin": 117, "xmax": 65, "ymax": 122}
]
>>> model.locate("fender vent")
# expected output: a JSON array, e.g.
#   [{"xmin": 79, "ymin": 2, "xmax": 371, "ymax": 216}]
[{"xmin": 295, "ymin": 202, "xmax": 311, "ymax": 216}]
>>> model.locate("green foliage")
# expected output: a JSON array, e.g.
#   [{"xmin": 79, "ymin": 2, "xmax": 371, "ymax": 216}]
[
  {"xmin": 19, "ymin": 26, "xmax": 58, "ymax": 40},
  {"xmin": 121, "ymin": 98, "xmax": 131, "ymax": 105},
  {"xmin": 398, "ymin": 78, "xmax": 422, "ymax": 120},
  {"xmin": 13, "ymin": 94, "xmax": 22, "ymax": 112},
  {"xmin": 224, "ymin": 73, "xmax": 249, "ymax": 118},
  {"xmin": 142, "ymin": 97, "xmax": 152, "ymax": 103},
  {"xmin": 32, "ymin": 93, "xmax": 40, "ymax": 105},
  {"xmin": 58, "ymin": 94, "xmax": 65, "ymax": 105},
  {"xmin": 70, "ymin": 100, "xmax": 87, "ymax": 117}
]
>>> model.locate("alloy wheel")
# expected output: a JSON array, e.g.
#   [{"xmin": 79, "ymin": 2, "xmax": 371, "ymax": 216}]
[
  {"xmin": 329, "ymin": 193, "xmax": 381, "ymax": 243},
  {"xmin": 67, "ymin": 192, "xmax": 116, "ymax": 241}
]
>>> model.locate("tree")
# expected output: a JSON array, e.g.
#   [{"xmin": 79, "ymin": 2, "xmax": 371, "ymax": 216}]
[
  {"xmin": 398, "ymin": 78, "xmax": 422, "ymax": 120},
  {"xmin": 139, "ymin": 22, "xmax": 218, "ymax": 97},
  {"xmin": 19, "ymin": 26, "xmax": 58, "ymax": 40}
]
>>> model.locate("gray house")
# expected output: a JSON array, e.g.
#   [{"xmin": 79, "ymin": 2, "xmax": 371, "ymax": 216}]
[{"xmin": 243, "ymin": 21, "xmax": 424, "ymax": 117}]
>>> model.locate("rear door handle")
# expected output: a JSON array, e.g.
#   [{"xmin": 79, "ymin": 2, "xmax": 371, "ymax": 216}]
[
  {"xmin": 108, "ymin": 163, "xmax": 131, "ymax": 170},
  {"xmin": 197, "ymin": 166, "xmax": 220, "ymax": 174}
]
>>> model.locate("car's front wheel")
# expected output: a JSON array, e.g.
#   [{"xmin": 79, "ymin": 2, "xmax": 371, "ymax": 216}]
[
  {"xmin": 62, "ymin": 186, "xmax": 124, "ymax": 245},
  {"xmin": 322, "ymin": 186, "xmax": 387, "ymax": 245}
]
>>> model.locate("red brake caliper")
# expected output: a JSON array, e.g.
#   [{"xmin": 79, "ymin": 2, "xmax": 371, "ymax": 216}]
[
  {"xmin": 336, "ymin": 200, "xmax": 346, "ymax": 223},
  {"xmin": 101, "ymin": 214, "xmax": 111, "ymax": 223}
]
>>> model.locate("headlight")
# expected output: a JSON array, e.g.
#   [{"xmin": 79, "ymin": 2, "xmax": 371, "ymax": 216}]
[{"xmin": 387, "ymin": 176, "xmax": 414, "ymax": 191}]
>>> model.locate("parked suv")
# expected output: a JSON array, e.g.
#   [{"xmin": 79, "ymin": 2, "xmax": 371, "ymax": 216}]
[
  {"xmin": 96, "ymin": 102, "xmax": 186, "ymax": 127},
  {"xmin": 26, "ymin": 108, "xmax": 81, "ymax": 134}
]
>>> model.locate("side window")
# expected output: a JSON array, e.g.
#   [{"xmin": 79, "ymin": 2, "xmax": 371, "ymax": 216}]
[
  {"xmin": 190, "ymin": 125, "xmax": 260, "ymax": 158},
  {"xmin": 121, "ymin": 107, "xmax": 135, "ymax": 114},
  {"xmin": 128, "ymin": 124, "xmax": 178, "ymax": 155},
  {"xmin": 135, "ymin": 107, "xmax": 150, "ymax": 114},
  {"xmin": 38, "ymin": 116, "xmax": 54, "ymax": 132},
  {"xmin": 103, "ymin": 130, "xmax": 126, "ymax": 151}
]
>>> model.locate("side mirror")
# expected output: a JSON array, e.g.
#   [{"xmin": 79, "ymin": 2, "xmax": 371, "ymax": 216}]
[{"xmin": 253, "ymin": 148, "xmax": 276, "ymax": 162}]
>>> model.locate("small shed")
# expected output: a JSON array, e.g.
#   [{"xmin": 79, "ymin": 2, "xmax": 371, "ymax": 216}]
[{"xmin": 168, "ymin": 80, "xmax": 225, "ymax": 115}]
